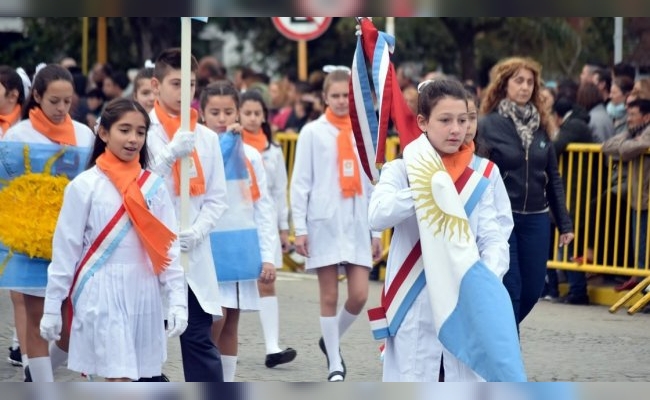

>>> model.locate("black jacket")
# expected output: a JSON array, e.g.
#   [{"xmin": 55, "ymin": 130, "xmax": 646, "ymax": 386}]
[{"xmin": 478, "ymin": 111, "xmax": 573, "ymax": 234}]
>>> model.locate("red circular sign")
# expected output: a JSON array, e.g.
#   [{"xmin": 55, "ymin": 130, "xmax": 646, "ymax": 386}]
[{"xmin": 271, "ymin": 17, "xmax": 333, "ymax": 41}]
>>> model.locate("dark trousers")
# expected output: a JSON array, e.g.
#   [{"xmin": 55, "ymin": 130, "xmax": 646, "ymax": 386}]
[
  {"xmin": 503, "ymin": 212, "xmax": 551, "ymax": 326},
  {"xmin": 180, "ymin": 287, "xmax": 224, "ymax": 382}
]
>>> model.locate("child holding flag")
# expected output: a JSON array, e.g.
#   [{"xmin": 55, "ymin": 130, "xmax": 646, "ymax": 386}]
[{"xmin": 40, "ymin": 98, "xmax": 186, "ymax": 381}]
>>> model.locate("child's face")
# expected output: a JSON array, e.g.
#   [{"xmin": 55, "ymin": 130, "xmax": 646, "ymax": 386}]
[
  {"xmin": 202, "ymin": 95, "xmax": 238, "ymax": 134},
  {"xmin": 33, "ymin": 79, "xmax": 74, "ymax": 124},
  {"xmin": 464, "ymin": 100, "xmax": 478, "ymax": 144},
  {"xmin": 239, "ymin": 99, "xmax": 265, "ymax": 133},
  {"xmin": 417, "ymin": 97, "xmax": 468, "ymax": 155},
  {"xmin": 0, "ymin": 83, "xmax": 15, "ymax": 114},
  {"xmin": 99, "ymin": 110, "xmax": 147, "ymax": 163},
  {"xmin": 324, "ymin": 81, "xmax": 349, "ymax": 117},
  {"xmin": 152, "ymin": 70, "xmax": 196, "ymax": 115},
  {"xmin": 134, "ymin": 78, "xmax": 155, "ymax": 114}
]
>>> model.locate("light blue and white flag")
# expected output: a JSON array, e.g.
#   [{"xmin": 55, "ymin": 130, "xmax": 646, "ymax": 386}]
[
  {"xmin": 0, "ymin": 142, "xmax": 91, "ymax": 289},
  {"xmin": 210, "ymin": 132, "xmax": 262, "ymax": 282}
]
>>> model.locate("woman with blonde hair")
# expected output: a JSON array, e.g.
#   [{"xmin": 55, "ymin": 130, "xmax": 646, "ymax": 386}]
[{"xmin": 478, "ymin": 57, "xmax": 574, "ymax": 328}]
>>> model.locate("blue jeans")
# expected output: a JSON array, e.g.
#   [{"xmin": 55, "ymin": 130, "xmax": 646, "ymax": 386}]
[
  {"xmin": 503, "ymin": 212, "xmax": 551, "ymax": 326},
  {"xmin": 632, "ymin": 209, "xmax": 648, "ymax": 269}
]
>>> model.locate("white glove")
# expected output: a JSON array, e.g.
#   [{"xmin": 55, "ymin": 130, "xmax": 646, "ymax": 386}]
[
  {"xmin": 179, "ymin": 227, "xmax": 204, "ymax": 252},
  {"xmin": 159, "ymin": 130, "xmax": 196, "ymax": 167},
  {"xmin": 167, "ymin": 306, "xmax": 188, "ymax": 338},
  {"xmin": 355, "ymin": 17, "xmax": 372, "ymax": 36},
  {"xmin": 40, "ymin": 313, "xmax": 62, "ymax": 341}
]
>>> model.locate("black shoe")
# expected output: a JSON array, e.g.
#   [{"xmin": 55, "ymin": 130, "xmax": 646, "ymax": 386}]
[
  {"xmin": 565, "ymin": 294, "xmax": 590, "ymax": 305},
  {"xmin": 7, "ymin": 347, "xmax": 21, "ymax": 367},
  {"xmin": 24, "ymin": 365, "xmax": 32, "ymax": 382},
  {"xmin": 136, "ymin": 373, "xmax": 170, "ymax": 382},
  {"xmin": 318, "ymin": 337, "xmax": 346, "ymax": 379},
  {"xmin": 265, "ymin": 348, "xmax": 297, "ymax": 368}
]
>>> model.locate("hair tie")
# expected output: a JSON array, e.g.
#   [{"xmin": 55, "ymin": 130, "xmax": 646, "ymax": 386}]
[
  {"xmin": 417, "ymin": 79, "xmax": 435, "ymax": 93},
  {"xmin": 323, "ymin": 65, "xmax": 351, "ymax": 74},
  {"xmin": 93, "ymin": 117, "xmax": 101, "ymax": 135},
  {"xmin": 32, "ymin": 63, "xmax": 47, "ymax": 84},
  {"xmin": 144, "ymin": 60, "xmax": 155, "ymax": 68},
  {"xmin": 15, "ymin": 67, "xmax": 32, "ymax": 99}
]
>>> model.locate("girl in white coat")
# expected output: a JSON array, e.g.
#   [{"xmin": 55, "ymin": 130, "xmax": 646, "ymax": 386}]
[
  {"xmin": 368, "ymin": 79, "xmax": 510, "ymax": 382},
  {"xmin": 40, "ymin": 98, "xmax": 187, "ymax": 381},
  {"xmin": 199, "ymin": 82, "xmax": 277, "ymax": 382},
  {"xmin": 4, "ymin": 64, "xmax": 94, "ymax": 382},
  {"xmin": 290, "ymin": 67, "xmax": 383, "ymax": 382}
]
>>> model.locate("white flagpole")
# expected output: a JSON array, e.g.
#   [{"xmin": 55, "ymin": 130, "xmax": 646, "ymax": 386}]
[{"xmin": 180, "ymin": 17, "xmax": 192, "ymax": 272}]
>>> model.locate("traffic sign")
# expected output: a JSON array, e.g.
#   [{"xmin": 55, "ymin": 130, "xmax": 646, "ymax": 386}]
[{"xmin": 271, "ymin": 17, "xmax": 333, "ymax": 41}]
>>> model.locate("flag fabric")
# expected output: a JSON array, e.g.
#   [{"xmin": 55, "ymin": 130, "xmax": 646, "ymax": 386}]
[
  {"xmin": 350, "ymin": 18, "xmax": 419, "ymax": 182},
  {"xmin": 402, "ymin": 134, "xmax": 526, "ymax": 382},
  {"xmin": 190, "ymin": 17, "xmax": 209, "ymax": 22},
  {"xmin": 0, "ymin": 142, "xmax": 91, "ymax": 289},
  {"xmin": 210, "ymin": 132, "xmax": 262, "ymax": 282}
]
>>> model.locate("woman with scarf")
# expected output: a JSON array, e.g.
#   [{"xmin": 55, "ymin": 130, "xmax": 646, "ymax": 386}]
[{"xmin": 477, "ymin": 57, "xmax": 574, "ymax": 328}]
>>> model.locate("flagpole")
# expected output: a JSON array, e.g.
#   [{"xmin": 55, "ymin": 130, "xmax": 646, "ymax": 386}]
[{"xmin": 180, "ymin": 17, "xmax": 192, "ymax": 272}]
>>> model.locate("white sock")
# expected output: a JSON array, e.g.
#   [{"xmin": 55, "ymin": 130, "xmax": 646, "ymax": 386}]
[
  {"xmin": 28, "ymin": 356, "xmax": 54, "ymax": 382},
  {"xmin": 337, "ymin": 306, "xmax": 358, "ymax": 338},
  {"xmin": 49, "ymin": 342, "xmax": 68, "ymax": 370},
  {"xmin": 221, "ymin": 355, "xmax": 238, "ymax": 382},
  {"xmin": 259, "ymin": 296, "xmax": 282, "ymax": 354},
  {"xmin": 320, "ymin": 316, "xmax": 342, "ymax": 372},
  {"xmin": 21, "ymin": 354, "xmax": 29, "ymax": 366},
  {"xmin": 11, "ymin": 328, "xmax": 19, "ymax": 350}
]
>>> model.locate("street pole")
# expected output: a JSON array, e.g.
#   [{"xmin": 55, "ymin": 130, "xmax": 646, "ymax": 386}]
[
  {"xmin": 386, "ymin": 17, "xmax": 395, "ymax": 37},
  {"xmin": 298, "ymin": 40, "xmax": 308, "ymax": 81},
  {"xmin": 82, "ymin": 17, "xmax": 88, "ymax": 75},
  {"xmin": 97, "ymin": 17, "xmax": 107, "ymax": 64},
  {"xmin": 614, "ymin": 17, "xmax": 623, "ymax": 64}
]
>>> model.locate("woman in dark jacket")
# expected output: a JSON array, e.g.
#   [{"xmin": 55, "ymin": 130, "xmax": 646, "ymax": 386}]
[{"xmin": 478, "ymin": 57, "xmax": 574, "ymax": 327}]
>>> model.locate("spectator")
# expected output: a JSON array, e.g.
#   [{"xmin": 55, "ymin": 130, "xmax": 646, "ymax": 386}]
[
  {"xmin": 577, "ymin": 82, "xmax": 614, "ymax": 143},
  {"xmin": 608, "ymin": 76, "xmax": 634, "ymax": 134},
  {"xmin": 613, "ymin": 62, "xmax": 636, "ymax": 81},
  {"xmin": 102, "ymin": 70, "xmax": 129, "ymax": 101},
  {"xmin": 579, "ymin": 62, "xmax": 604, "ymax": 85},
  {"xmin": 592, "ymin": 68, "xmax": 612, "ymax": 103}
]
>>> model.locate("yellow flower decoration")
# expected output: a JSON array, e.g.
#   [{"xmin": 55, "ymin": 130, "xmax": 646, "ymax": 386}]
[
  {"xmin": 0, "ymin": 145, "xmax": 68, "ymax": 260},
  {"xmin": 408, "ymin": 152, "xmax": 471, "ymax": 242}
]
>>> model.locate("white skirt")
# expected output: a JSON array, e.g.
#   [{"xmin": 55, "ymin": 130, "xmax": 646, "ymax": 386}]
[
  {"xmin": 68, "ymin": 261, "xmax": 166, "ymax": 380},
  {"xmin": 218, "ymin": 280, "xmax": 260, "ymax": 311}
]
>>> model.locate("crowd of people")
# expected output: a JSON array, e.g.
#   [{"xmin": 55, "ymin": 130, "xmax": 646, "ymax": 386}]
[{"xmin": 0, "ymin": 20, "xmax": 649, "ymax": 383}]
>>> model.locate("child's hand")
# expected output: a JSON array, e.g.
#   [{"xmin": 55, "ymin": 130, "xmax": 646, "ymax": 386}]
[
  {"xmin": 280, "ymin": 230, "xmax": 290, "ymax": 253},
  {"xmin": 259, "ymin": 262, "xmax": 276, "ymax": 284},
  {"xmin": 294, "ymin": 235, "xmax": 309, "ymax": 257},
  {"xmin": 228, "ymin": 123, "xmax": 242, "ymax": 133},
  {"xmin": 371, "ymin": 237, "xmax": 383, "ymax": 262}
]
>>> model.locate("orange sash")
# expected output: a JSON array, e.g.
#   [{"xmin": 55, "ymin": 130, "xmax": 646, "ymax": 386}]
[
  {"xmin": 325, "ymin": 108, "xmax": 363, "ymax": 198},
  {"xmin": 242, "ymin": 128, "xmax": 268, "ymax": 153},
  {"xmin": 244, "ymin": 157, "xmax": 261, "ymax": 202},
  {"xmin": 153, "ymin": 100, "xmax": 206, "ymax": 196},
  {"xmin": 440, "ymin": 142, "xmax": 475, "ymax": 183},
  {"xmin": 95, "ymin": 149, "xmax": 176, "ymax": 274},
  {"xmin": 0, "ymin": 104, "xmax": 21, "ymax": 135},
  {"xmin": 28, "ymin": 108, "xmax": 76, "ymax": 146}
]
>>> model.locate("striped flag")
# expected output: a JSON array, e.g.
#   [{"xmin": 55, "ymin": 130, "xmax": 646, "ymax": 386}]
[{"xmin": 210, "ymin": 132, "xmax": 262, "ymax": 282}]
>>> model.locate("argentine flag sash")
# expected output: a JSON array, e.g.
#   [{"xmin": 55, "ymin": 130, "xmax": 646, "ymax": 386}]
[
  {"xmin": 210, "ymin": 132, "xmax": 262, "ymax": 282},
  {"xmin": 69, "ymin": 170, "xmax": 163, "ymax": 307}
]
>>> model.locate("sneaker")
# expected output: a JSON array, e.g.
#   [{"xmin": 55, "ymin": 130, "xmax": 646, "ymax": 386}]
[{"xmin": 7, "ymin": 347, "xmax": 21, "ymax": 367}]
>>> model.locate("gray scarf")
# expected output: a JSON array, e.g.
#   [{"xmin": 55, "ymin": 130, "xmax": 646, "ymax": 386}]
[{"xmin": 498, "ymin": 99, "xmax": 540, "ymax": 150}]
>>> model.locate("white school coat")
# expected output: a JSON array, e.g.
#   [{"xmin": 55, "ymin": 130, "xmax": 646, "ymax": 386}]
[
  {"xmin": 147, "ymin": 111, "xmax": 228, "ymax": 316},
  {"xmin": 261, "ymin": 144, "xmax": 289, "ymax": 268},
  {"xmin": 290, "ymin": 115, "xmax": 380, "ymax": 270},
  {"xmin": 218, "ymin": 144, "xmax": 277, "ymax": 310},
  {"xmin": 4, "ymin": 117, "xmax": 94, "ymax": 297},
  {"xmin": 368, "ymin": 159, "xmax": 510, "ymax": 382}
]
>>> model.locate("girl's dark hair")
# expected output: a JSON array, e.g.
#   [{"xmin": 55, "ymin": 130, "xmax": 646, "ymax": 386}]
[
  {"xmin": 240, "ymin": 89, "xmax": 276, "ymax": 149},
  {"xmin": 417, "ymin": 79, "xmax": 468, "ymax": 120},
  {"xmin": 0, "ymin": 66, "xmax": 25, "ymax": 106},
  {"xmin": 87, "ymin": 98, "xmax": 151, "ymax": 170},
  {"xmin": 22, "ymin": 64, "xmax": 74, "ymax": 120},
  {"xmin": 199, "ymin": 80, "xmax": 239, "ymax": 111},
  {"xmin": 133, "ymin": 67, "xmax": 154, "ymax": 93},
  {"xmin": 576, "ymin": 82, "xmax": 603, "ymax": 112}
]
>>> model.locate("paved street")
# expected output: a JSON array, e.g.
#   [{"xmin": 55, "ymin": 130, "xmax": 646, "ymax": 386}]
[{"xmin": 1, "ymin": 270, "xmax": 649, "ymax": 382}]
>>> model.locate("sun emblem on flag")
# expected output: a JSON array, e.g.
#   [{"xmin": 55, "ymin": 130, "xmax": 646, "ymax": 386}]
[
  {"xmin": 0, "ymin": 145, "xmax": 69, "ymax": 266},
  {"xmin": 408, "ymin": 153, "xmax": 470, "ymax": 242}
]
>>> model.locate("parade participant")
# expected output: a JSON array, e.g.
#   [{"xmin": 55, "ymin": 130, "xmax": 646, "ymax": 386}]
[
  {"xmin": 40, "ymin": 98, "xmax": 186, "ymax": 381},
  {"xmin": 147, "ymin": 48, "xmax": 228, "ymax": 382},
  {"xmin": 239, "ymin": 89, "xmax": 297, "ymax": 369},
  {"xmin": 199, "ymin": 82, "xmax": 278, "ymax": 381},
  {"xmin": 478, "ymin": 57, "xmax": 574, "ymax": 327},
  {"xmin": 368, "ymin": 79, "xmax": 513, "ymax": 381},
  {"xmin": 133, "ymin": 67, "xmax": 155, "ymax": 114},
  {"xmin": 290, "ymin": 66, "xmax": 383, "ymax": 382},
  {"xmin": 3, "ymin": 64, "xmax": 94, "ymax": 382}
]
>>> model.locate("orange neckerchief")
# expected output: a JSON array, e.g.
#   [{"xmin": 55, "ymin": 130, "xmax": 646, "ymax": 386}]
[
  {"xmin": 95, "ymin": 149, "xmax": 177, "ymax": 275},
  {"xmin": 242, "ymin": 128, "xmax": 268, "ymax": 153},
  {"xmin": 0, "ymin": 104, "xmax": 21, "ymax": 135},
  {"xmin": 153, "ymin": 100, "xmax": 205, "ymax": 196},
  {"xmin": 325, "ymin": 108, "xmax": 363, "ymax": 198},
  {"xmin": 244, "ymin": 157, "xmax": 261, "ymax": 202},
  {"xmin": 28, "ymin": 108, "xmax": 76, "ymax": 146},
  {"xmin": 440, "ymin": 141, "xmax": 475, "ymax": 182}
]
